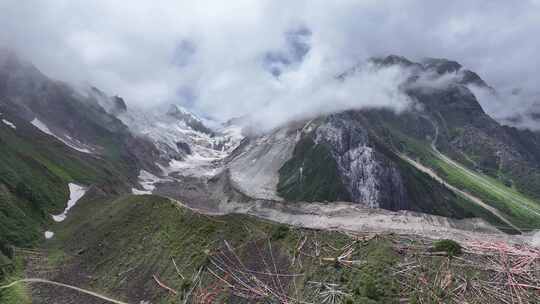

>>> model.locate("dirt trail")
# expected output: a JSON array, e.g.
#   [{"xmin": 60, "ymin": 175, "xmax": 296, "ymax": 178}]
[{"xmin": 0, "ymin": 278, "xmax": 129, "ymax": 304}]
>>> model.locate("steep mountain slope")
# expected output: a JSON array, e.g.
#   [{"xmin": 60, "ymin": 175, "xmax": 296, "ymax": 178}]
[
  {"xmin": 117, "ymin": 104, "xmax": 242, "ymax": 167},
  {"xmin": 0, "ymin": 51, "xmax": 165, "ymax": 259},
  {"xmin": 0, "ymin": 50, "xmax": 249, "ymax": 268},
  {"xmin": 223, "ymin": 112, "xmax": 504, "ymax": 228},
  {"xmin": 0, "ymin": 50, "xmax": 162, "ymax": 174},
  {"xmin": 399, "ymin": 57, "xmax": 540, "ymax": 203},
  {"xmin": 0, "ymin": 110, "xmax": 130, "ymax": 256},
  {"xmin": 220, "ymin": 56, "xmax": 540, "ymax": 232}
]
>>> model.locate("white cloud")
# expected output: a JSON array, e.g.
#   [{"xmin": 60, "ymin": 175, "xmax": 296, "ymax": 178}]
[
  {"xmin": 1, "ymin": 1, "xmax": 540, "ymax": 129},
  {"xmin": 470, "ymin": 85, "xmax": 540, "ymax": 131}
]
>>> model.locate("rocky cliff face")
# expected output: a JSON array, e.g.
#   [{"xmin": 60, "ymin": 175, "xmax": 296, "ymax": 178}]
[
  {"xmin": 314, "ymin": 114, "xmax": 407, "ymax": 208},
  {"xmin": 224, "ymin": 113, "xmax": 410, "ymax": 209}
]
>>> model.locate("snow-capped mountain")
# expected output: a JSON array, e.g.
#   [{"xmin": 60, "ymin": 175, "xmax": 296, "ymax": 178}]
[
  {"xmin": 113, "ymin": 103, "xmax": 244, "ymax": 193},
  {"xmin": 119, "ymin": 104, "xmax": 243, "ymax": 162}
]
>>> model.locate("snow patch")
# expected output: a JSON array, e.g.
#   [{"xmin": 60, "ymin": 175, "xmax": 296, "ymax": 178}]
[
  {"xmin": 164, "ymin": 154, "xmax": 223, "ymax": 178},
  {"xmin": 44, "ymin": 231, "xmax": 54, "ymax": 239},
  {"xmin": 31, "ymin": 117, "xmax": 54, "ymax": 135},
  {"xmin": 138, "ymin": 170, "xmax": 161, "ymax": 191},
  {"xmin": 1, "ymin": 119, "xmax": 16, "ymax": 129},
  {"xmin": 31, "ymin": 118, "xmax": 92, "ymax": 154},
  {"xmin": 131, "ymin": 188, "xmax": 152, "ymax": 195},
  {"xmin": 132, "ymin": 170, "xmax": 170, "ymax": 195},
  {"xmin": 51, "ymin": 183, "xmax": 87, "ymax": 222}
]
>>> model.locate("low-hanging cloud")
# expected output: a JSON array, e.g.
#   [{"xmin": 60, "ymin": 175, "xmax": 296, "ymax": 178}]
[
  {"xmin": 470, "ymin": 85, "xmax": 540, "ymax": 131},
  {"xmin": 1, "ymin": 0, "xmax": 540, "ymax": 130},
  {"xmin": 239, "ymin": 61, "xmax": 414, "ymax": 131}
]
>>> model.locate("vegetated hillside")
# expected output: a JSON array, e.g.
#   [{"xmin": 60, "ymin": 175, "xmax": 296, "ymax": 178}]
[
  {"xmin": 0, "ymin": 51, "xmax": 168, "ymax": 259},
  {"xmin": 0, "ymin": 113, "xmax": 134, "ymax": 257},
  {"xmin": 5, "ymin": 194, "xmax": 538, "ymax": 304},
  {"xmin": 394, "ymin": 57, "xmax": 540, "ymax": 203}
]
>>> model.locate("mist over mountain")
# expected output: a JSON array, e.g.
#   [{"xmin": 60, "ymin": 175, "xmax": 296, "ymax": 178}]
[{"xmin": 2, "ymin": 1, "xmax": 540, "ymax": 130}]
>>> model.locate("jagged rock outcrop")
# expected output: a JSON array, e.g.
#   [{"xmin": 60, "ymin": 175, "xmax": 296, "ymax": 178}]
[{"xmin": 313, "ymin": 114, "xmax": 407, "ymax": 208}]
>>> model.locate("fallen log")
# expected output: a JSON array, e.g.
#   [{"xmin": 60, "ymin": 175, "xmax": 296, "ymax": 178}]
[{"xmin": 152, "ymin": 274, "xmax": 178, "ymax": 295}]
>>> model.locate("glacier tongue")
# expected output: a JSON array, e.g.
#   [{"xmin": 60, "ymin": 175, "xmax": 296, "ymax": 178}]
[
  {"xmin": 121, "ymin": 105, "xmax": 245, "ymax": 186},
  {"xmin": 119, "ymin": 106, "xmax": 242, "ymax": 160},
  {"xmin": 132, "ymin": 170, "xmax": 169, "ymax": 195}
]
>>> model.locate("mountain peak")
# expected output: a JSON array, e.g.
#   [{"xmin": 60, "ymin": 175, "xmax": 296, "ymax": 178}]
[
  {"xmin": 167, "ymin": 104, "xmax": 198, "ymax": 119},
  {"xmin": 370, "ymin": 54, "xmax": 417, "ymax": 67},
  {"xmin": 166, "ymin": 104, "xmax": 213, "ymax": 135},
  {"xmin": 421, "ymin": 57, "xmax": 462, "ymax": 74},
  {"xmin": 112, "ymin": 96, "xmax": 127, "ymax": 114}
]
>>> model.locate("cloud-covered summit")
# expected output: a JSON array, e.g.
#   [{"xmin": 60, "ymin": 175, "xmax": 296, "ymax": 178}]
[{"xmin": 1, "ymin": 1, "xmax": 539, "ymax": 128}]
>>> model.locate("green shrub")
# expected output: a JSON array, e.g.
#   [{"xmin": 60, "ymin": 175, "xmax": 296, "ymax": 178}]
[
  {"xmin": 433, "ymin": 239, "xmax": 462, "ymax": 257},
  {"xmin": 180, "ymin": 279, "xmax": 192, "ymax": 291},
  {"xmin": 270, "ymin": 225, "xmax": 289, "ymax": 240},
  {"xmin": 349, "ymin": 242, "xmax": 399, "ymax": 303}
]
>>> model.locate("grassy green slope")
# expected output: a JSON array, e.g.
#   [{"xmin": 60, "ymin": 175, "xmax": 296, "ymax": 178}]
[
  {"xmin": 43, "ymin": 194, "xmax": 403, "ymax": 303},
  {"xmin": 400, "ymin": 134, "xmax": 540, "ymax": 231},
  {"xmin": 278, "ymin": 136, "xmax": 351, "ymax": 202},
  {"xmin": 0, "ymin": 120, "xmax": 130, "ymax": 257},
  {"xmin": 370, "ymin": 133, "xmax": 492, "ymax": 219},
  {"xmin": 432, "ymin": 151, "xmax": 540, "ymax": 231},
  {"xmin": 19, "ymin": 194, "xmax": 531, "ymax": 303}
]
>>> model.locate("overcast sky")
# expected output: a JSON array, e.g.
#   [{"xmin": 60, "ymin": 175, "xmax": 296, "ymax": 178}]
[{"xmin": 1, "ymin": 0, "xmax": 539, "ymax": 124}]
